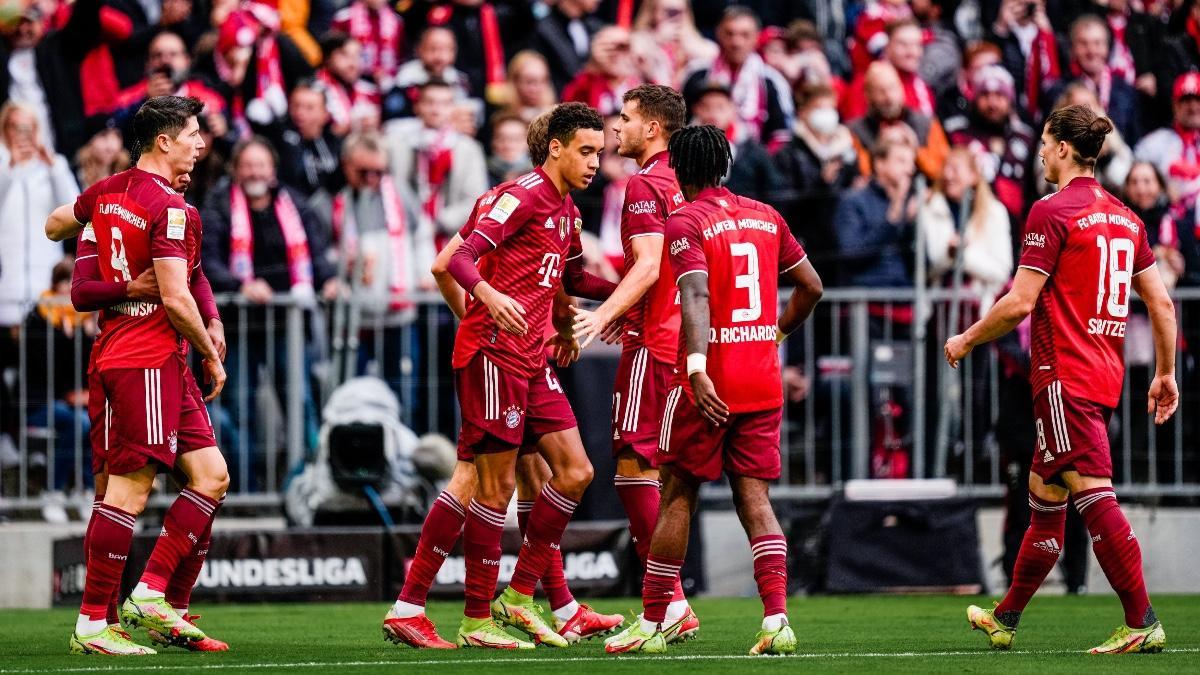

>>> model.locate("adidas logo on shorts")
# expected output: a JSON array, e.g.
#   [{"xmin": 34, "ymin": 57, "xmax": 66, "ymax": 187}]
[{"xmin": 1033, "ymin": 538, "xmax": 1062, "ymax": 556}]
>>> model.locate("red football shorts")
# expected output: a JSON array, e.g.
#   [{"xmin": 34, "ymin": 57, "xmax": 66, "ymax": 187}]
[
  {"xmin": 1030, "ymin": 381, "xmax": 1114, "ymax": 484},
  {"xmin": 611, "ymin": 346, "xmax": 676, "ymax": 463},
  {"xmin": 656, "ymin": 385, "xmax": 783, "ymax": 483},
  {"xmin": 88, "ymin": 360, "xmax": 216, "ymax": 476},
  {"xmin": 455, "ymin": 353, "xmax": 576, "ymax": 456}
]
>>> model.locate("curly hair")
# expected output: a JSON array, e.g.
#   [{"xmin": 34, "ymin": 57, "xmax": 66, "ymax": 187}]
[
  {"xmin": 623, "ymin": 84, "xmax": 686, "ymax": 137},
  {"xmin": 668, "ymin": 124, "xmax": 731, "ymax": 190},
  {"xmin": 547, "ymin": 102, "xmax": 604, "ymax": 149}
]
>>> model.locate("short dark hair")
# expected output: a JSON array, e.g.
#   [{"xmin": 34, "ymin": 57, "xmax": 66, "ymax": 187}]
[
  {"xmin": 795, "ymin": 82, "xmax": 836, "ymax": 110},
  {"xmin": 547, "ymin": 102, "xmax": 603, "ymax": 149},
  {"xmin": 319, "ymin": 31, "xmax": 355, "ymax": 61},
  {"xmin": 418, "ymin": 78, "xmax": 454, "ymax": 97},
  {"xmin": 623, "ymin": 84, "xmax": 686, "ymax": 137},
  {"xmin": 1044, "ymin": 104, "xmax": 1113, "ymax": 168},
  {"xmin": 720, "ymin": 5, "xmax": 760, "ymax": 29},
  {"xmin": 885, "ymin": 16, "xmax": 922, "ymax": 38},
  {"xmin": 668, "ymin": 125, "xmax": 731, "ymax": 190},
  {"xmin": 131, "ymin": 96, "xmax": 204, "ymax": 155}
]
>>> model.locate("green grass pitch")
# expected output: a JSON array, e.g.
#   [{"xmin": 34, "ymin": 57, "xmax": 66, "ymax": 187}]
[{"xmin": 1, "ymin": 595, "xmax": 1196, "ymax": 673}]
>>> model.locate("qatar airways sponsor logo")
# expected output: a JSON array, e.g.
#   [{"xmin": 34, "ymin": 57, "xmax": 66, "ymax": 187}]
[
  {"xmin": 708, "ymin": 324, "xmax": 778, "ymax": 344},
  {"xmin": 197, "ymin": 556, "xmax": 368, "ymax": 588},
  {"xmin": 432, "ymin": 552, "xmax": 620, "ymax": 585},
  {"xmin": 1088, "ymin": 318, "xmax": 1127, "ymax": 337},
  {"xmin": 627, "ymin": 200, "xmax": 656, "ymax": 214},
  {"xmin": 1023, "ymin": 232, "xmax": 1046, "ymax": 249},
  {"xmin": 701, "ymin": 218, "xmax": 777, "ymax": 239},
  {"xmin": 111, "ymin": 301, "xmax": 159, "ymax": 317},
  {"xmin": 97, "ymin": 202, "xmax": 148, "ymax": 230},
  {"xmin": 669, "ymin": 237, "xmax": 690, "ymax": 256},
  {"xmin": 1075, "ymin": 211, "xmax": 1139, "ymax": 234}
]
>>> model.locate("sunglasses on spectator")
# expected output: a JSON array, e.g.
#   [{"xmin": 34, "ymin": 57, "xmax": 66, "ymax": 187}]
[{"xmin": 357, "ymin": 168, "xmax": 385, "ymax": 179}]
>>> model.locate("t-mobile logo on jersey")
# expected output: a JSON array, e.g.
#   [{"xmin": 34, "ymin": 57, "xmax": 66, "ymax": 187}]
[{"xmin": 537, "ymin": 253, "xmax": 562, "ymax": 288}]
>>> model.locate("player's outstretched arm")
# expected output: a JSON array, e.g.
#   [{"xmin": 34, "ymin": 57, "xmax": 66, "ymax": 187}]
[
  {"xmin": 1133, "ymin": 267, "xmax": 1179, "ymax": 425},
  {"xmin": 154, "ymin": 257, "xmax": 226, "ymax": 401},
  {"xmin": 945, "ymin": 267, "xmax": 1049, "ymax": 369},
  {"xmin": 431, "ymin": 233, "xmax": 468, "ymax": 319},
  {"xmin": 777, "ymin": 258, "xmax": 824, "ymax": 342},
  {"xmin": 678, "ymin": 271, "xmax": 728, "ymax": 426},
  {"xmin": 562, "ymin": 256, "xmax": 618, "ymax": 304},
  {"xmin": 45, "ymin": 203, "xmax": 84, "ymax": 242},
  {"xmin": 572, "ymin": 235, "xmax": 661, "ymax": 348}
]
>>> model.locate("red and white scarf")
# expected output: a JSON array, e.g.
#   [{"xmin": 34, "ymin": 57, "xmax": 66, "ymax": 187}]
[
  {"xmin": 415, "ymin": 129, "xmax": 455, "ymax": 241},
  {"xmin": 217, "ymin": 34, "xmax": 288, "ymax": 136},
  {"xmin": 1073, "ymin": 63, "xmax": 1113, "ymax": 111},
  {"xmin": 229, "ymin": 185, "xmax": 314, "ymax": 291},
  {"xmin": 316, "ymin": 69, "xmax": 380, "ymax": 131},
  {"xmin": 1106, "ymin": 13, "xmax": 1136, "ymax": 86},
  {"xmin": 334, "ymin": 1, "xmax": 403, "ymax": 88},
  {"xmin": 1025, "ymin": 28, "xmax": 1061, "ymax": 119},
  {"xmin": 899, "ymin": 70, "xmax": 934, "ymax": 118},
  {"xmin": 332, "ymin": 178, "xmax": 411, "ymax": 309},
  {"xmin": 707, "ymin": 51, "xmax": 769, "ymax": 141},
  {"xmin": 426, "ymin": 2, "xmax": 506, "ymax": 104}
]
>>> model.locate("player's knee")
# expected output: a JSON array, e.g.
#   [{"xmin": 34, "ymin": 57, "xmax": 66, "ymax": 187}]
[
  {"xmin": 477, "ymin": 473, "xmax": 516, "ymax": 506},
  {"xmin": 110, "ymin": 489, "xmax": 151, "ymax": 516},
  {"xmin": 558, "ymin": 460, "xmax": 593, "ymax": 493},
  {"xmin": 191, "ymin": 467, "xmax": 230, "ymax": 499}
]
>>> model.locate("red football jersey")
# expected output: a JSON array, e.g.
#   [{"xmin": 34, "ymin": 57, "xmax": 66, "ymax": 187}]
[
  {"xmin": 1018, "ymin": 176, "xmax": 1156, "ymax": 408},
  {"xmin": 666, "ymin": 186, "xmax": 806, "ymax": 412},
  {"xmin": 620, "ymin": 150, "xmax": 687, "ymax": 364},
  {"xmin": 74, "ymin": 168, "xmax": 191, "ymax": 370},
  {"xmin": 451, "ymin": 168, "xmax": 583, "ymax": 379}
]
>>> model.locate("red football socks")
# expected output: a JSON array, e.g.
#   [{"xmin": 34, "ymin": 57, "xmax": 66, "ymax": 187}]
[
  {"xmin": 750, "ymin": 534, "xmax": 788, "ymax": 617},
  {"xmin": 615, "ymin": 476, "xmax": 685, "ymax": 602},
  {"xmin": 81, "ymin": 504, "xmax": 136, "ymax": 621},
  {"xmin": 166, "ymin": 495, "xmax": 224, "ymax": 611},
  {"xmin": 397, "ymin": 491, "xmax": 466, "ymax": 607},
  {"xmin": 140, "ymin": 489, "xmax": 219, "ymax": 594},
  {"xmin": 463, "ymin": 499, "xmax": 506, "ymax": 619},
  {"xmin": 642, "ymin": 554, "xmax": 683, "ymax": 624},
  {"xmin": 517, "ymin": 500, "xmax": 574, "ymax": 611},
  {"xmin": 1076, "ymin": 487, "xmax": 1154, "ymax": 628},
  {"xmin": 509, "ymin": 485, "xmax": 578, "ymax": 597},
  {"xmin": 995, "ymin": 493, "xmax": 1067, "ymax": 624}
]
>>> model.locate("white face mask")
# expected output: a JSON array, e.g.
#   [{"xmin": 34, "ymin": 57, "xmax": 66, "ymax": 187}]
[
  {"xmin": 806, "ymin": 107, "xmax": 840, "ymax": 136},
  {"xmin": 242, "ymin": 180, "xmax": 270, "ymax": 198}
]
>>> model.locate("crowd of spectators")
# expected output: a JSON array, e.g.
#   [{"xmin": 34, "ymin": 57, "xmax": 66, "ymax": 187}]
[{"xmin": 2, "ymin": 0, "xmax": 1200, "ymax": 493}]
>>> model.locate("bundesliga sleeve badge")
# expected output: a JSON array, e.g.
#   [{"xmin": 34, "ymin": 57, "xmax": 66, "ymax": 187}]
[
  {"xmin": 166, "ymin": 208, "xmax": 187, "ymax": 240},
  {"xmin": 488, "ymin": 193, "xmax": 521, "ymax": 225}
]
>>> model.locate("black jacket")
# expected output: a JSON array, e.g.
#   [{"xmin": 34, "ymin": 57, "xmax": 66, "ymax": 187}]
[{"xmin": 772, "ymin": 133, "xmax": 859, "ymax": 282}]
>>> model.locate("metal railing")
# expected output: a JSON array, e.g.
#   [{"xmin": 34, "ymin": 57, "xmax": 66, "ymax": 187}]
[{"xmin": 2, "ymin": 287, "xmax": 1198, "ymax": 512}]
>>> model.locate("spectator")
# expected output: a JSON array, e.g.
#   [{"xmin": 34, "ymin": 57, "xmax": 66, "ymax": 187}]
[
  {"xmin": 1047, "ymin": 83, "xmax": 1134, "ymax": 192},
  {"xmin": 848, "ymin": 0, "xmax": 913, "ymax": 74},
  {"xmin": 773, "ymin": 82, "xmax": 859, "ymax": 281},
  {"xmin": 499, "ymin": 50, "xmax": 557, "ymax": 125},
  {"xmin": 835, "ymin": 139, "xmax": 920, "ymax": 288},
  {"xmin": 682, "ymin": 5, "xmax": 795, "ymax": 148},
  {"xmin": 389, "ymin": 26, "xmax": 477, "ymax": 121},
  {"xmin": 918, "ymin": 147, "xmax": 1013, "ymax": 313},
  {"xmin": 630, "ymin": 0, "xmax": 718, "ymax": 88},
  {"xmin": 938, "ymin": 41, "xmax": 1004, "ymax": 121},
  {"xmin": 316, "ymin": 32, "xmax": 381, "ymax": 135},
  {"xmin": 842, "ymin": 18, "xmax": 937, "ymax": 120},
  {"xmin": 1096, "ymin": 0, "xmax": 1160, "ymax": 101},
  {"xmin": 531, "ymin": 0, "xmax": 604, "ymax": 91},
  {"xmin": 943, "ymin": 64, "xmax": 1037, "ymax": 226},
  {"xmin": 1158, "ymin": 0, "xmax": 1200, "ymax": 130},
  {"xmin": 73, "ymin": 128, "xmax": 130, "ymax": 192},
  {"xmin": 200, "ymin": 137, "xmax": 335, "ymax": 490},
  {"xmin": 109, "ymin": 31, "xmax": 229, "ymax": 137},
  {"xmin": 486, "ymin": 112, "xmax": 533, "ymax": 186},
  {"xmin": 331, "ymin": 0, "xmax": 405, "ymax": 91},
  {"xmin": 562, "ymin": 26, "xmax": 641, "ymax": 117},
  {"xmin": 385, "ymin": 80, "xmax": 488, "ymax": 247},
  {"xmin": 848, "ymin": 61, "xmax": 949, "ymax": 182},
  {"xmin": 1124, "ymin": 161, "xmax": 1190, "ymax": 289},
  {"xmin": 912, "ymin": 0, "xmax": 963, "ymax": 99},
  {"xmin": 770, "ymin": 20, "xmax": 844, "ymax": 95},
  {"xmin": 187, "ymin": 113, "xmax": 231, "ymax": 208},
  {"xmin": 1043, "ymin": 14, "xmax": 1141, "ymax": 143},
  {"xmin": 0, "ymin": 102, "xmax": 76, "ymax": 328},
  {"xmin": 0, "ymin": 6, "xmax": 56, "ymax": 149},
  {"xmin": 989, "ymin": 0, "xmax": 1061, "ymax": 123},
  {"xmin": 689, "ymin": 82, "xmax": 783, "ymax": 203},
  {"xmin": 259, "ymin": 80, "xmax": 343, "ymax": 198},
  {"xmin": 1135, "ymin": 73, "xmax": 1200, "ymax": 229}
]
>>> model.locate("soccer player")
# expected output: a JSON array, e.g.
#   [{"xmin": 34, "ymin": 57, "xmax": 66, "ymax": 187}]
[
  {"xmin": 570, "ymin": 84, "xmax": 698, "ymax": 640},
  {"xmin": 442, "ymin": 102, "xmax": 616, "ymax": 649},
  {"xmin": 948, "ymin": 105, "xmax": 1177, "ymax": 654},
  {"xmin": 53, "ymin": 172, "xmax": 231, "ymax": 653},
  {"xmin": 382, "ymin": 112, "xmax": 621, "ymax": 648},
  {"xmin": 605, "ymin": 125, "xmax": 823, "ymax": 655},
  {"xmin": 56, "ymin": 96, "xmax": 230, "ymax": 656}
]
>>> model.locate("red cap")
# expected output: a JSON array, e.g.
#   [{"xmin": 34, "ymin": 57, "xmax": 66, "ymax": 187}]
[
  {"xmin": 217, "ymin": 10, "xmax": 260, "ymax": 55},
  {"xmin": 1174, "ymin": 72, "xmax": 1200, "ymax": 101}
]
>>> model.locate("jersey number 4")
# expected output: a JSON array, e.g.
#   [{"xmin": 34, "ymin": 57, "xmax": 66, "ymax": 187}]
[
  {"xmin": 730, "ymin": 242, "xmax": 761, "ymax": 323},
  {"xmin": 1094, "ymin": 235, "xmax": 1133, "ymax": 318}
]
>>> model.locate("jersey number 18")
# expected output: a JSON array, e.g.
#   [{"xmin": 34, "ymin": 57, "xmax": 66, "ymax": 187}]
[{"xmin": 1094, "ymin": 235, "xmax": 1134, "ymax": 319}]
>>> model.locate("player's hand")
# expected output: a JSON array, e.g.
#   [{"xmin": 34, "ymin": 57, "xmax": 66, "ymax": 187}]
[
  {"xmin": 207, "ymin": 318, "xmax": 227, "ymax": 362},
  {"xmin": 478, "ymin": 284, "xmax": 528, "ymax": 335},
  {"xmin": 570, "ymin": 306, "xmax": 611, "ymax": 349},
  {"xmin": 240, "ymin": 278, "xmax": 274, "ymax": 304},
  {"xmin": 1147, "ymin": 373, "xmax": 1179, "ymax": 425},
  {"xmin": 126, "ymin": 268, "xmax": 161, "ymax": 302},
  {"xmin": 944, "ymin": 333, "xmax": 973, "ymax": 369},
  {"xmin": 599, "ymin": 317, "xmax": 625, "ymax": 344},
  {"xmin": 202, "ymin": 358, "xmax": 226, "ymax": 402},
  {"xmin": 548, "ymin": 333, "xmax": 581, "ymax": 367},
  {"xmin": 689, "ymin": 371, "xmax": 729, "ymax": 426}
]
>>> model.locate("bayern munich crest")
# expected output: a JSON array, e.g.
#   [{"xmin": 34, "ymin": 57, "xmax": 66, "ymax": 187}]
[{"xmin": 503, "ymin": 405, "xmax": 522, "ymax": 429}]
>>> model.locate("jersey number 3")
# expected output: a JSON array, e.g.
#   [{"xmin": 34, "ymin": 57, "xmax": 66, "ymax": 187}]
[
  {"xmin": 1094, "ymin": 235, "xmax": 1133, "ymax": 318},
  {"xmin": 730, "ymin": 242, "xmax": 761, "ymax": 322}
]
